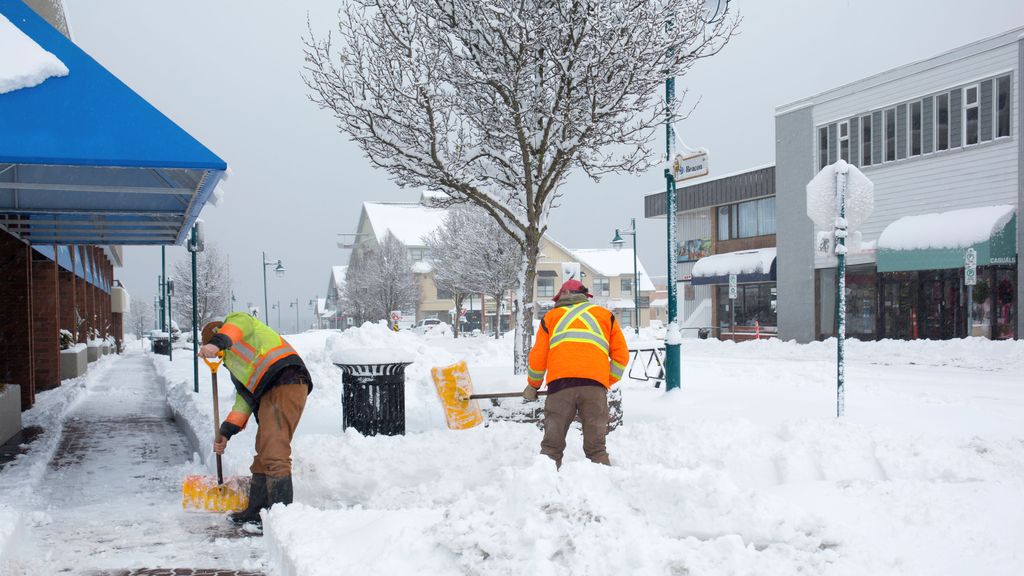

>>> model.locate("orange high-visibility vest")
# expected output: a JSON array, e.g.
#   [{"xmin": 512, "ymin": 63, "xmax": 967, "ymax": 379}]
[{"xmin": 527, "ymin": 302, "xmax": 629, "ymax": 389}]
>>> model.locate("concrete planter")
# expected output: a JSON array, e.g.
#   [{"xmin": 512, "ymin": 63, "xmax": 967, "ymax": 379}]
[
  {"xmin": 0, "ymin": 384, "xmax": 21, "ymax": 446},
  {"xmin": 87, "ymin": 344, "xmax": 102, "ymax": 363},
  {"xmin": 101, "ymin": 344, "xmax": 111, "ymax": 356},
  {"xmin": 60, "ymin": 346, "xmax": 88, "ymax": 379}
]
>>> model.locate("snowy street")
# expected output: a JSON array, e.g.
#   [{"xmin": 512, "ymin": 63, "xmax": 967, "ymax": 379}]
[{"xmin": 5, "ymin": 327, "xmax": 1021, "ymax": 575}]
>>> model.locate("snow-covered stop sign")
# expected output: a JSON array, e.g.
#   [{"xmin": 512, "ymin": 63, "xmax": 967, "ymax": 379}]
[{"xmin": 806, "ymin": 160, "xmax": 874, "ymax": 233}]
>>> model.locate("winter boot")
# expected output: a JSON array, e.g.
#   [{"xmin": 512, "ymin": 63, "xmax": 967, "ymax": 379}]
[
  {"xmin": 228, "ymin": 473, "xmax": 268, "ymax": 526},
  {"xmin": 266, "ymin": 475, "xmax": 294, "ymax": 508}
]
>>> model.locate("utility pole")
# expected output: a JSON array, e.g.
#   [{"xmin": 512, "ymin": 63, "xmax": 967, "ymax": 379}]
[{"xmin": 664, "ymin": 66, "xmax": 680, "ymax": 391}]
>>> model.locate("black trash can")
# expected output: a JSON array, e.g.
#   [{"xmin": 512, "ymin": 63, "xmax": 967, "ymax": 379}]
[
  {"xmin": 336, "ymin": 356, "xmax": 413, "ymax": 436},
  {"xmin": 152, "ymin": 335, "xmax": 171, "ymax": 356}
]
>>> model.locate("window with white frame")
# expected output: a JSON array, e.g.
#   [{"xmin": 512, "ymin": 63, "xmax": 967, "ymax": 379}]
[
  {"xmin": 620, "ymin": 277, "xmax": 633, "ymax": 295},
  {"xmin": 594, "ymin": 278, "xmax": 610, "ymax": 297},
  {"xmin": 996, "ymin": 75, "xmax": 1011, "ymax": 138},
  {"xmin": 860, "ymin": 114, "xmax": 872, "ymax": 166},
  {"xmin": 910, "ymin": 100, "xmax": 922, "ymax": 156},
  {"xmin": 884, "ymin": 108, "xmax": 896, "ymax": 161},
  {"xmin": 537, "ymin": 277, "xmax": 555, "ymax": 297},
  {"xmin": 964, "ymin": 84, "xmax": 979, "ymax": 146},
  {"xmin": 717, "ymin": 197, "xmax": 775, "ymax": 240},
  {"xmin": 838, "ymin": 121, "xmax": 850, "ymax": 162},
  {"xmin": 818, "ymin": 126, "xmax": 829, "ymax": 170},
  {"xmin": 936, "ymin": 93, "xmax": 950, "ymax": 151},
  {"xmin": 620, "ymin": 308, "xmax": 634, "ymax": 328}
]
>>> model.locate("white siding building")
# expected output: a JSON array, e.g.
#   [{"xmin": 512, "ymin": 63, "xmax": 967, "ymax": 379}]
[{"xmin": 776, "ymin": 27, "xmax": 1021, "ymax": 341}]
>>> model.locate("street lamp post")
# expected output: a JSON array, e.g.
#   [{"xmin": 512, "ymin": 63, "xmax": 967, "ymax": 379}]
[
  {"xmin": 309, "ymin": 297, "xmax": 319, "ymax": 329},
  {"xmin": 262, "ymin": 251, "xmax": 285, "ymax": 326},
  {"xmin": 611, "ymin": 218, "xmax": 641, "ymax": 336},
  {"xmin": 663, "ymin": 0, "xmax": 730, "ymax": 392},
  {"xmin": 289, "ymin": 298, "xmax": 300, "ymax": 334},
  {"xmin": 272, "ymin": 301, "xmax": 281, "ymax": 332}
]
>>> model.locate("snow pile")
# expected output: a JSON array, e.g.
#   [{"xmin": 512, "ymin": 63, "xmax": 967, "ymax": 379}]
[
  {"xmin": 0, "ymin": 14, "xmax": 68, "ymax": 94},
  {"xmin": 877, "ymin": 204, "xmax": 1016, "ymax": 251},
  {"xmin": 691, "ymin": 247, "xmax": 776, "ymax": 278},
  {"xmin": 332, "ymin": 347, "xmax": 415, "ymax": 366},
  {"xmin": 147, "ymin": 325, "xmax": 1024, "ymax": 575}
]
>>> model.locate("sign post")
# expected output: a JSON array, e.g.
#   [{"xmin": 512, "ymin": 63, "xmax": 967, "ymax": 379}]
[
  {"xmin": 965, "ymin": 248, "xmax": 977, "ymax": 336},
  {"xmin": 806, "ymin": 160, "xmax": 874, "ymax": 418},
  {"xmin": 728, "ymin": 273, "xmax": 737, "ymax": 340}
]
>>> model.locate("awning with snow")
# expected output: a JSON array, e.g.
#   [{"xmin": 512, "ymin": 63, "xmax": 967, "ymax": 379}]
[
  {"xmin": 876, "ymin": 205, "xmax": 1016, "ymax": 272},
  {"xmin": 0, "ymin": 0, "xmax": 226, "ymax": 246},
  {"xmin": 690, "ymin": 248, "xmax": 777, "ymax": 285}
]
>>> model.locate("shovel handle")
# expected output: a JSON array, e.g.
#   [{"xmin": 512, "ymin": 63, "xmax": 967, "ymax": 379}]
[
  {"xmin": 469, "ymin": 391, "xmax": 549, "ymax": 400},
  {"xmin": 207, "ymin": 351, "xmax": 225, "ymax": 485}
]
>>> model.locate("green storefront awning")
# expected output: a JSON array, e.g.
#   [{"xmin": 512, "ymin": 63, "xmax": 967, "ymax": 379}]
[{"xmin": 876, "ymin": 206, "xmax": 1016, "ymax": 272}]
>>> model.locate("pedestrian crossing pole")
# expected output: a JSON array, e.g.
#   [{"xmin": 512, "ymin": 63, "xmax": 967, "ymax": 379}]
[{"xmin": 664, "ymin": 71, "xmax": 680, "ymax": 391}]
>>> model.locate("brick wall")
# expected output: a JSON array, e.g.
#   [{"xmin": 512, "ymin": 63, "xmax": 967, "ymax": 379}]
[
  {"xmin": 31, "ymin": 250, "xmax": 60, "ymax": 391},
  {"xmin": 59, "ymin": 266, "xmax": 76, "ymax": 340},
  {"xmin": 0, "ymin": 231, "xmax": 35, "ymax": 410}
]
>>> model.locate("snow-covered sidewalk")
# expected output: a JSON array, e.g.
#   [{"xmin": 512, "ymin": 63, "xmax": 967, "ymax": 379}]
[{"xmin": 0, "ymin": 351, "xmax": 266, "ymax": 575}]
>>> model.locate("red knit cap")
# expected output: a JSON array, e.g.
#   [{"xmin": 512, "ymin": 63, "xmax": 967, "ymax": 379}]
[{"xmin": 553, "ymin": 279, "xmax": 593, "ymax": 302}]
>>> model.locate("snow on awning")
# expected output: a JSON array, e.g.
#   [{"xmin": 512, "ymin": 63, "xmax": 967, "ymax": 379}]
[
  {"xmin": 877, "ymin": 205, "xmax": 1016, "ymax": 272},
  {"xmin": 690, "ymin": 248, "xmax": 777, "ymax": 285},
  {"xmin": 0, "ymin": 0, "xmax": 227, "ymax": 246},
  {"xmin": 0, "ymin": 12, "xmax": 67, "ymax": 94}
]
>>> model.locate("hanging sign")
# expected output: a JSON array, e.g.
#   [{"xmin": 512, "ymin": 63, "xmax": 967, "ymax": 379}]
[
  {"xmin": 671, "ymin": 151, "xmax": 710, "ymax": 182},
  {"xmin": 728, "ymin": 274, "xmax": 737, "ymax": 300}
]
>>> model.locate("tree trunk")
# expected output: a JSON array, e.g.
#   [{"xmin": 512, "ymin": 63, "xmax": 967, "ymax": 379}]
[
  {"xmin": 492, "ymin": 292, "xmax": 504, "ymax": 339},
  {"xmin": 452, "ymin": 292, "xmax": 465, "ymax": 338},
  {"xmin": 513, "ymin": 229, "xmax": 541, "ymax": 374}
]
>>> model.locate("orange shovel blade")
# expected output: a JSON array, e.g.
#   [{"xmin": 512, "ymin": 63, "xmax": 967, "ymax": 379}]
[{"xmin": 182, "ymin": 474, "xmax": 250, "ymax": 512}]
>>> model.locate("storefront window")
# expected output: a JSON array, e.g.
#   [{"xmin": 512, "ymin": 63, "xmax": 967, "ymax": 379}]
[
  {"xmin": 846, "ymin": 267, "xmax": 877, "ymax": 339},
  {"xmin": 881, "ymin": 272, "xmax": 918, "ymax": 339},
  {"xmin": 994, "ymin": 269, "xmax": 1016, "ymax": 339},
  {"xmin": 717, "ymin": 283, "xmax": 777, "ymax": 333}
]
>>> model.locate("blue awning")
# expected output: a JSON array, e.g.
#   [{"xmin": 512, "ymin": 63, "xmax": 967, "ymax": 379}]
[{"xmin": 0, "ymin": 0, "xmax": 226, "ymax": 246}]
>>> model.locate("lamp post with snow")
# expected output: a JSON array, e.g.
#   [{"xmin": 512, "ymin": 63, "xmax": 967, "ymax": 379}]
[
  {"xmin": 262, "ymin": 251, "xmax": 285, "ymax": 326},
  {"xmin": 611, "ymin": 218, "xmax": 640, "ymax": 336},
  {"xmin": 289, "ymin": 298, "xmax": 300, "ymax": 334}
]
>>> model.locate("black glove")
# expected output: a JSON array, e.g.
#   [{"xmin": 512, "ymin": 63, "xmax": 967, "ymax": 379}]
[
  {"xmin": 219, "ymin": 421, "xmax": 242, "ymax": 439},
  {"xmin": 523, "ymin": 384, "xmax": 539, "ymax": 401}
]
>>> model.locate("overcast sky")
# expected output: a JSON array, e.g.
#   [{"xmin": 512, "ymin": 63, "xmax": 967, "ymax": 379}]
[{"xmin": 63, "ymin": 0, "xmax": 1023, "ymax": 332}]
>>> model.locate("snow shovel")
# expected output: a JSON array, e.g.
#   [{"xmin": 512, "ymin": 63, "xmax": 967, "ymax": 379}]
[
  {"xmin": 430, "ymin": 360, "xmax": 547, "ymax": 430},
  {"xmin": 182, "ymin": 352, "xmax": 250, "ymax": 512}
]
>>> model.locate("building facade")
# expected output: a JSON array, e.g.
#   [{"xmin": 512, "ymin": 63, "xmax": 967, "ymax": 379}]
[
  {"xmin": 645, "ymin": 165, "xmax": 778, "ymax": 339},
  {"xmin": 776, "ymin": 27, "xmax": 1021, "ymax": 342},
  {"xmin": 534, "ymin": 236, "xmax": 656, "ymax": 330}
]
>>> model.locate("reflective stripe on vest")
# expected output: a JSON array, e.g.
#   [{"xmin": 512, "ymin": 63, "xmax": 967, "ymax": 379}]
[
  {"xmin": 245, "ymin": 342, "xmax": 297, "ymax": 392},
  {"xmin": 549, "ymin": 303, "xmax": 609, "ymax": 355}
]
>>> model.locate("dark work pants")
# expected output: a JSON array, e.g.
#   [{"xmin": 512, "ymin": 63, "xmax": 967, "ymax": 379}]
[{"xmin": 540, "ymin": 386, "xmax": 610, "ymax": 467}]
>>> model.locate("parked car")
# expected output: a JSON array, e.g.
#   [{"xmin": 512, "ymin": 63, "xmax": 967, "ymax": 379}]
[{"xmin": 413, "ymin": 318, "xmax": 443, "ymax": 334}]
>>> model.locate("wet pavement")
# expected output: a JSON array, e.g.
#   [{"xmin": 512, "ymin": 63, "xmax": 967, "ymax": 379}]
[{"xmin": 5, "ymin": 352, "xmax": 266, "ymax": 575}]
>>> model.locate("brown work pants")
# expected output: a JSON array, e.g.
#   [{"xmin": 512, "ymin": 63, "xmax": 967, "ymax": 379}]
[
  {"xmin": 540, "ymin": 386, "xmax": 610, "ymax": 467},
  {"xmin": 250, "ymin": 382, "xmax": 308, "ymax": 477}
]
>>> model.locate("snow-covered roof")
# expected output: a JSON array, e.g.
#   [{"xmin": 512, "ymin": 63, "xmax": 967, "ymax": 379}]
[
  {"xmin": 419, "ymin": 190, "xmax": 450, "ymax": 206},
  {"xmin": 331, "ymin": 265, "xmax": 347, "ymax": 288},
  {"xmin": 316, "ymin": 297, "xmax": 327, "ymax": 311},
  {"xmin": 692, "ymin": 248, "xmax": 777, "ymax": 278},
  {"xmin": 0, "ymin": 12, "xmax": 68, "ymax": 95},
  {"xmin": 363, "ymin": 202, "xmax": 448, "ymax": 247},
  {"xmin": 602, "ymin": 298, "xmax": 640, "ymax": 310},
  {"xmin": 568, "ymin": 248, "xmax": 657, "ymax": 292},
  {"xmin": 877, "ymin": 205, "xmax": 1015, "ymax": 251},
  {"xmin": 649, "ymin": 298, "xmax": 668, "ymax": 308},
  {"xmin": 411, "ymin": 261, "xmax": 433, "ymax": 274}
]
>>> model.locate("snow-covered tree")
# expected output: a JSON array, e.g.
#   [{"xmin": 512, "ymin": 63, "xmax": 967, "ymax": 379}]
[
  {"xmin": 170, "ymin": 242, "xmax": 232, "ymax": 330},
  {"xmin": 424, "ymin": 204, "xmax": 522, "ymax": 338},
  {"xmin": 304, "ymin": 0, "xmax": 738, "ymax": 370},
  {"xmin": 128, "ymin": 296, "xmax": 152, "ymax": 339},
  {"xmin": 424, "ymin": 207, "xmax": 472, "ymax": 337},
  {"xmin": 344, "ymin": 232, "xmax": 420, "ymax": 323}
]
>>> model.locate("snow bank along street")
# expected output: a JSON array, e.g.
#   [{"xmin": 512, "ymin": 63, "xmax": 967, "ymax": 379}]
[{"xmin": 5, "ymin": 325, "xmax": 1020, "ymax": 575}]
